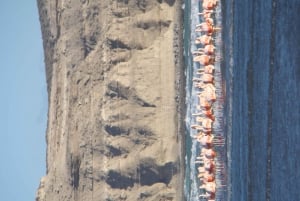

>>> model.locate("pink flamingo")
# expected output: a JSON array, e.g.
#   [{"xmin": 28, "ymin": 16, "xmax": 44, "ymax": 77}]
[
  {"xmin": 193, "ymin": 73, "xmax": 214, "ymax": 83},
  {"xmin": 199, "ymin": 147, "xmax": 216, "ymax": 159},
  {"xmin": 193, "ymin": 108, "xmax": 215, "ymax": 121},
  {"xmin": 197, "ymin": 93, "xmax": 216, "ymax": 106},
  {"xmin": 196, "ymin": 82, "xmax": 216, "ymax": 94},
  {"xmin": 200, "ymin": 181, "xmax": 226, "ymax": 195},
  {"xmin": 196, "ymin": 22, "xmax": 221, "ymax": 35},
  {"xmin": 197, "ymin": 64, "xmax": 215, "ymax": 74},
  {"xmin": 196, "ymin": 117, "xmax": 213, "ymax": 132},
  {"xmin": 193, "ymin": 54, "xmax": 214, "ymax": 65},
  {"xmin": 200, "ymin": 87, "xmax": 217, "ymax": 102},
  {"xmin": 194, "ymin": 134, "xmax": 225, "ymax": 147},
  {"xmin": 195, "ymin": 35, "xmax": 213, "ymax": 45},
  {"xmin": 197, "ymin": 96, "xmax": 213, "ymax": 110},
  {"xmin": 198, "ymin": 171, "xmax": 215, "ymax": 182},
  {"xmin": 202, "ymin": 0, "xmax": 218, "ymax": 10},
  {"xmin": 198, "ymin": 10, "xmax": 214, "ymax": 19},
  {"xmin": 200, "ymin": 181, "xmax": 216, "ymax": 194},
  {"xmin": 199, "ymin": 192, "xmax": 216, "ymax": 200},
  {"xmin": 194, "ymin": 44, "xmax": 216, "ymax": 55},
  {"xmin": 190, "ymin": 124, "xmax": 212, "ymax": 134},
  {"xmin": 192, "ymin": 107, "xmax": 215, "ymax": 120}
]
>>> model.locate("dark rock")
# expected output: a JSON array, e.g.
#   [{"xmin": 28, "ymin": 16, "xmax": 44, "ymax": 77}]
[{"xmin": 106, "ymin": 170, "xmax": 134, "ymax": 189}]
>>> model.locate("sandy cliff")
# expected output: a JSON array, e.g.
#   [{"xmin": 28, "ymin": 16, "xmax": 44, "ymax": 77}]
[{"xmin": 36, "ymin": 0, "xmax": 185, "ymax": 201}]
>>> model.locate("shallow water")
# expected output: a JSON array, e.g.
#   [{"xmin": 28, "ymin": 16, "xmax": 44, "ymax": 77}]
[{"xmin": 184, "ymin": 0, "xmax": 227, "ymax": 200}]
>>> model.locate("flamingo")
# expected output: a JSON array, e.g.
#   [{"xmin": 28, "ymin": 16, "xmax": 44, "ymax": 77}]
[
  {"xmin": 191, "ymin": 125, "xmax": 212, "ymax": 134},
  {"xmin": 200, "ymin": 181, "xmax": 227, "ymax": 195},
  {"xmin": 197, "ymin": 96, "xmax": 213, "ymax": 110},
  {"xmin": 200, "ymin": 87, "xmax": 217, "ymax": 102},
  {"xmin": 197, "ymin": 165, "xmax": 215, "ymax": 175},
  {"xmin": 193, "ymin": 73, "xmax": 214, "ymax": 83},
  {"xmin": 199, "ymin": 181, "xmax": 217, "ymax": 194},
  {"xmin": 203, "ymin": 160, "xmax": 224, "ymax": 172},
  {"xmin": 195, "ymin": 82, "xmax": 216, "ymax": 94},
  {"xmin": 195, "ymin": 35, "xmax": 213, "ymax": 45},
  {"xmin": 193, "ymin": 54, "xmax": 214, "ymax": 65},
  {"xmin": 198, "ymin": 10, "xmax": 214, "ymax": 19},
  {"xmin": 193, "ymin": 108, "xmax": 215, "ymax": 121},
  {"xmin": 199, "ymin": 147, "xmax": 217, "ymax": 159},
  {"xmin": 194, "ymin": 134, "xmax": 225, "ymax": 147},
  {"xmin": 199, "ymin": 188, "xmax": 217, "ymax": 201},
  {"xmin": 194, "ymin": 44, "xmax": 216, "ymax": 55},
  {"xmin": 193, "ymin": 107, "xmax": 214, "ymax": 115},
  {"xmin": 202, "ymin": 0, "xmax": 218, "ymax": 10},
  {"xmin": 197, "ymin": 94, "xmax": 216, "ymax": 106},
  {"xmin": 196, "ymin": 22, "xmax": 221, "ymax": 35},
  {"xmin": 197, "ymin": 92, "xmax": 214, "ymax": 110},
  {"xmin": 197, "ymin": 64, "xmax": 215, "ymax": 74},
  {"xmin": 198, "ymin": 172, "xmax": 215, "ymax": 182},
  {"xmin": 196, "ymin": 117, "xmax": 213, "ymax": 130},
  {"xmin": 204, "ymin": 17, "xmax": 214, "ymax": 25}
]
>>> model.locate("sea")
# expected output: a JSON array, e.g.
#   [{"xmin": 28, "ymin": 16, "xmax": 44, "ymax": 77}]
[{"xmin": 184, "ymin": 0, "xmax": 300, "ymax": 201}]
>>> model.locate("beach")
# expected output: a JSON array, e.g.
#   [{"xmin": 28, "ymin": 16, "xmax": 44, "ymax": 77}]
[{"xmin": 36, "ymin": 0, "xmax": 186, "ymax": 201}]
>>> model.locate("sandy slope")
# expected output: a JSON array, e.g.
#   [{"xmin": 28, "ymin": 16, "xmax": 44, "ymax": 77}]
[{"xmin": 36, "ymin": 0, "xmax": 185, "ymax": 201}]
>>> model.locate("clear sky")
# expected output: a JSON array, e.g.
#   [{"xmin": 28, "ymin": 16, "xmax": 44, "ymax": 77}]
[{"xmin": 0, "ymin": 1, "xmax": 47, "ymax": 201}]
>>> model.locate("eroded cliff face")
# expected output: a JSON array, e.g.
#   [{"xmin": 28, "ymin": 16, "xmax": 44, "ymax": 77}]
[{"xmin": 36, "ymin": 0, "xmax": 184, "ymax": 200}]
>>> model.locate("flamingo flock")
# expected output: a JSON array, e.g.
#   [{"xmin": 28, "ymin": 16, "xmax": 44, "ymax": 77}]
[{"xmin": 191, "ymin": 0, "xmax": 225, "ymax": 200}]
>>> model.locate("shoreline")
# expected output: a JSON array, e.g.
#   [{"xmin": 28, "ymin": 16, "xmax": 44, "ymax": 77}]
[{"xmin": 173, "ymin": 0, "xmax": 187, "ymax": 200}]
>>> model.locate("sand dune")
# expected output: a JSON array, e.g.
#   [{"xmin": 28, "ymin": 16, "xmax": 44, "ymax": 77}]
[{"xmin": 36, "ymin": 0, "xmax": 185, "ymax": 201}]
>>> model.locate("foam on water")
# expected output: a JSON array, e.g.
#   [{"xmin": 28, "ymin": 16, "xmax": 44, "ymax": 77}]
[{"xmin": 184, "ymin": 0, "xmax": 227, "ymax": 200}]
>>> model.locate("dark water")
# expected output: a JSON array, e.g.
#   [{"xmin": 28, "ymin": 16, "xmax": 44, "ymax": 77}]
[
  {"xmin": 185, "ymin": 0, "xmax": 300, "ymax": 200},
  {"xmin": 222, "ymin": 0, "xmax": 300, "ymax": 200}
]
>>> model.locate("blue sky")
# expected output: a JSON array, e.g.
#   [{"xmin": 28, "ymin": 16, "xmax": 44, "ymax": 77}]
[{"xmin": 0, "ymin": 1, "xmax": 47, "ymax": 201}]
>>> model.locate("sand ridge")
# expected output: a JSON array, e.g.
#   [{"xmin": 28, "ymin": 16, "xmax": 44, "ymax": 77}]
[{"xmin": 36, "ymin": 0, "xmax": 185, "ymax": 201}]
